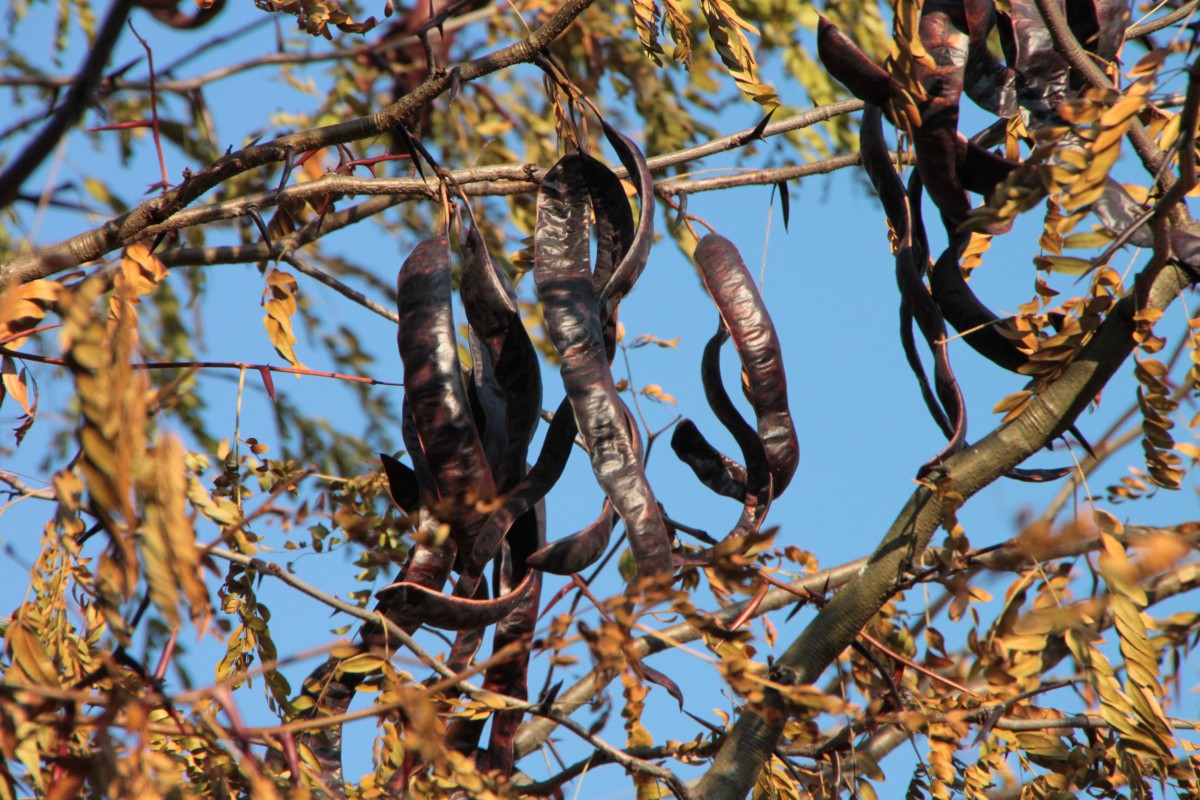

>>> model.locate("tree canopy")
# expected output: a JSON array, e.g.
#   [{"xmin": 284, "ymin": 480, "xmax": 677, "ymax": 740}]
[{"xmin": 1, "ymin": 0, "xmax": 1199, "ymax": 798}]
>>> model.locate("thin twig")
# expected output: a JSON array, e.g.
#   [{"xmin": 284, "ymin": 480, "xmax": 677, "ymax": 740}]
[{"xmin": 0, "ymin": 347, "xmax": 402, "ymax": 387}]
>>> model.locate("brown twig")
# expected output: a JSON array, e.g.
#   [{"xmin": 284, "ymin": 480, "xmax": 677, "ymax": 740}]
[
  {"xmin": 126, "ymin": 22, "xmax": 170, "ymax": 193},
  {"xmin": 2, "ymin": 99, "xmax": 865, "ymax": 286},
  {"xmin": 0, "ymin": 347, "xmax": 402, "ymax": 387}
]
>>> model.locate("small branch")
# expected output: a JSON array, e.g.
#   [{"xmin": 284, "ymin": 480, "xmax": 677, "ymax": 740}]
[
  {"xmin": 126, "ymin": 22, "xmax": 170, "ymax": 192},
  {"xmin": 1125, "ymin": 0, "xmax": 1200, "ymax": 39},
  {"xmin": 3, "ymin": 99, "xmax": 864, "ymax": 285},
  {"xmin": 205, "ymin": 546, "xmax": 457, "ymax": 680},
  {"xmin": 515, "ymin": 742, "xmax": 718, "ymax": 796},
  {"xmin": 0, "ymin": 347, "xmax": 402, "ymax": 387},
  {"xmin": 0, "ymin": 471, "xmax": 54, "ymax": 501},
  {"xmin": 281, "ymin": 254, "xmax": 398, "ymax": 323},
  {"xmin": 1148, "ymin": 57, "xmax": 1200, "ymax": 221},
  {"xmin": 0, "ymin": 0, "xmax": 133, "ymax": 210},
  {"xmin": 0, "ymin": 6, "xmax": 501, "ymax": 97},
  {"xmin": 0, "ymin": 0, "xmax": 603, "ymax": 288},
  {"xmin": 201, "ymin": 546, "xmax": 696, "ymax": 795}
]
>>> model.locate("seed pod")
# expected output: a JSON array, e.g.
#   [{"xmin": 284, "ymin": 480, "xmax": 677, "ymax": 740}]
[
  {"xmin": 535, "ymin": 151, "xmax": 672, "ymax": 579},
  {"xmin": 396, "ymin": 236, "xmax": 496, "ymax": 552},
  {"xmin": 692, "ymin": 234, "xmax": 799, "ymax": 496}
]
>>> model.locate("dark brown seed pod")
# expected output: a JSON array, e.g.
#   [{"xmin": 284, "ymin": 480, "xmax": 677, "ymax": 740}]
[
  {"xmin": 528, "ymin": 402, "xmax": 640, "ymax": 575},
  {"xmin": 375, "ymin": 569, "xmax": 536, "ymax": 631},
  {"xmin": 527, "ymin": 501, "xmax": 616, "ymax": 575},
  {"xmin": 461, "ymin": 223, "xmax": 542, "ymax": 490},
  {"xmin": 535, "ymin": 151, "xmax": 673, "ymax": 579},
  {"xmin": 379, "ymin": 452, "xmax": 420, "ymax": 516},
  {"xmin": 692, "ymin": 234, "xmax": 799, "ymax": 497},
  {"xmin": 859, "ymin": 108, "xmax": 967, "ymax": 466},
  {"xmin": 396, "ymin": 236, "xmax": 496, "ymax": 552},
  {"xmin": 999, "ymin": 0, "xmax": 1070, "ymax": 127},
  {"xmin": 484, "ymin": 505, "xmax": 545, "ymax": 771},
  {"xmin": 596, "ymin": 118, "xmax": 655, "ymax": 320},
  {"xmin": 670, "ymin": 419, "xmax": 748, "ymax": 502},
  {"xmin": 457, "ymin": 399, "xmax": 578, "ymax": 593},
  {"xmin": 915, "ymin": 0, "xmax": 972, "ymax": 228},
  {"xmin": 816, "ymin": 16, "xmax": 898, "ymax": 107}
]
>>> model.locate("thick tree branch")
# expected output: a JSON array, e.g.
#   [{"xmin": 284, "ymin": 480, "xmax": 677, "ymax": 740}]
[
  {"xmin": 512, "ymin": 517, "xmax": 1197, "ymax": 761},
  {"xmin": 693, "ymin": 258, "xmax": 1196, "ymax": 799}
]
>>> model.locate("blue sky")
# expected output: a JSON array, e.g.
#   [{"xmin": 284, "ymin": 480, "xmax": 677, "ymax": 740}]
[{"xmin": 2, "ymin": 3, "xmax": 1198, "ymax": 796}]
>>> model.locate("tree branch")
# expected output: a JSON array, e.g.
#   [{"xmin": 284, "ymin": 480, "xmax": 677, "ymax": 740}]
[
  {"xmin": 0, "ymin": 0, "xmax": 601, "ymax": 288},
  {"xmin": 4, "ymin": 101, "xmax": 865, "ymax": 288},
  {"xmin": 0, "ymin": 5, "xmax": 500, "ymax": 97},
  {"xmin": 693, "ymin": 257, "xmax": 1196, "ymax": 799},
  {"xmin": 0, "ymin": 0, "xmax": 133, "ymax": 211}
]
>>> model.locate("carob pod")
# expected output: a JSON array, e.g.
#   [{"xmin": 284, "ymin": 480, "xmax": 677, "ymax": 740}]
[
  {"xmin": 1064, "ymin": 0, "xmax": 1129, "ymax": 62},
  {"xmin": 670, "ymin": 419, "xmax": 749, "ymax": 502},
  {"xmin": 295, "ymin": 517, "xmax": 455, "ymax": 791},
  {"xmin": 535, "ymin": 150, "xmax": 673, "ymax": 579},
  {"xmin": 379, "ymin": 452, "xmax": 420, "ymax": 516},
  {"xmin": 444, "ymin": 504, "xmax": 546, "ymax": 768},
  {"xmin": 375, "ymin": 569, "xmax": 536, "ymax": 631},
  {"xmin": 595, "ymin": 118, "xmax": 656, "ymax": 321},
  {"xmin": 816, "ymin": 16, "xmax": 900, "ymax": 108},
  {"xmin": 860, "ymin": 106, "xmax": 969, "ymax": 466},
  {"xmin": 465, "ymin": 329, "xmax": 508, "ymax": 473},
  {"xmin": 460, "ymin": 399, "xmax": 578, "ymax": 591},
  {"xmin": 999, "ymin": 0, "xmax": 1071, "ymax": 127},
  {"xmin": 862, "ymin": 112, "xmax": 1075, "ymax": 480},
  {"xmin": 461, "ymin": 223, "xmax": 543, "ymax": 490},
  {"xmin": 524, "ymin": 122, "xmax": 656, "ymax": 575},
  {"xmin": 914, "ymin": 0, "xmax": 973, "ymax": 228},
  {"xmin": 528, "ymin": 501, "xmax": 617, "ymax": 575},
  {"xmin": 672, "ymin": 322, "xmax": 774, "ymax": 566},
  {"xmin": 382, "ymin": 237, "xmax": 524, "ymax": 629},
  {"xmin": 483, "ymin": 504, "xmax": 544, "ymax": 773},
  {"xmin": 396, "ymin": 236, "xmax": 497, "ymax": 552},
  {"xmin": 961, "ymin": 0, "xmax": 1017, "ymax": 116},
  {"xmin": 929, "ymin": 228, "xmax": 1026, "ymax": 372},
  {"xmin": 529, "ymin": 400, "xmax": 645, "ymax": 574},
  {"xmin": 692, "ymin": 234, "xmax": 799, "ymax": 496}
]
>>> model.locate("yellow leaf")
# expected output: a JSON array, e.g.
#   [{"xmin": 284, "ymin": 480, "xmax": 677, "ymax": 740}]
[
  {"xmin": 1, "ymin": 358, "xmax": 32, "ymax": 415},
  {"xmin": 1039, "ymin": 255, "xmax": 1094, "ymax": 275},
  {"xmin": 1061, "ymin": 231, "xmax": 1114, "ymax": 249},
  {"xmin": 640, "ymin": 384, "xmax": 677, "ymax": 405}
]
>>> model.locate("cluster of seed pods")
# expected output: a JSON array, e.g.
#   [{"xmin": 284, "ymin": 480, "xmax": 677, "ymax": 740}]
[
  {"xmin": 815, "ymin": 0, "xmax": 1164, "ymax": 474},
  {"xmin": 293, "ymin": 120, "xmax": 801, "ymax": 786}
]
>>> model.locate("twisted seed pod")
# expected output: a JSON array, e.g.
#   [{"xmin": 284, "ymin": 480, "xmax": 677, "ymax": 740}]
[{"xmin": 535, "ymin": 151, "xmax": 672, "ymax": 579}]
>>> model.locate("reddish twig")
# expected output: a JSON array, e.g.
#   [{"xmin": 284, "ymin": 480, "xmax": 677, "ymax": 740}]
[
  {"xmin": 87, "ymin": 120, "xmax": 155, "ymax": 132},
  {"xmin": 126, "ymin": 22, "xmax": 171, "ymax": 193},
  {"xmin": 0, "ymin": 324, "xmax": 61, "ymax": 347}
]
